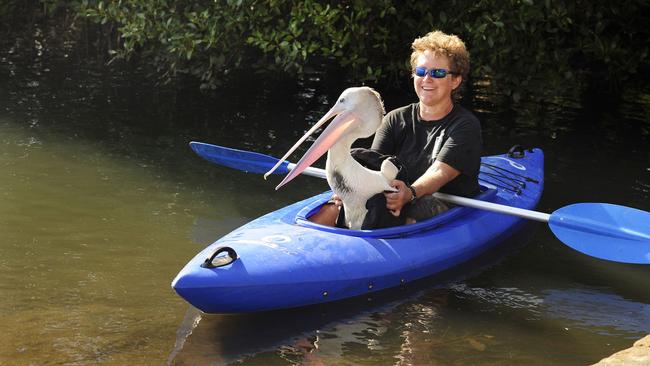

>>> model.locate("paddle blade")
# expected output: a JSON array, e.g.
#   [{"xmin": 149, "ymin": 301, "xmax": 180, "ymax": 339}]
[
  {"xmin": 549, "ymin": 203, "xmax": 650, "ymax": 264},
  {"xmin": 189, "ymin": 142, "xmax": 290, "ymax": 175}
]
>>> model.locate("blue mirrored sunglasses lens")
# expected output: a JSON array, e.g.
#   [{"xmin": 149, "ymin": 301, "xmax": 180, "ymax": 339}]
[
  {"xmin": 415, "ymin": 67, "xmax": 448, "ymax": 78},
  {"xmin": 433, "ymin": 69, "xmax": 447, "ymax": 78}
]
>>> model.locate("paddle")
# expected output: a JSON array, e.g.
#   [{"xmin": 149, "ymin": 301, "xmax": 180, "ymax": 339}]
[{"xmin": 189, "ymin": 141, "xmax": 650, "ymax": 265}]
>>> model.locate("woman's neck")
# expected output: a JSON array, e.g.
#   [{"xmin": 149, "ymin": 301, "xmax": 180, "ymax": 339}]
[{"xmin": 419, "ymin": 100, "xmax": 454, "ymax": 121}]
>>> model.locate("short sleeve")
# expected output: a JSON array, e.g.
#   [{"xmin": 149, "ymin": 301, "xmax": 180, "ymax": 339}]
[{"xmin": 435, "ymin": 116, "xmax": 482, "ymax": 175}]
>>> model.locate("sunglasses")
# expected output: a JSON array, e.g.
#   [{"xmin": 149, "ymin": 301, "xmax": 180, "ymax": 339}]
[{"xmin": 414, "ymin": 66, "xmax": 457, "ymax": 78}]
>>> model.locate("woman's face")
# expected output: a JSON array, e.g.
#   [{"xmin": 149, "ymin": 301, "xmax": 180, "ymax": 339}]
[{"xmin": 413, "ymin": 50, "xmax": 462, "ymax": 108}]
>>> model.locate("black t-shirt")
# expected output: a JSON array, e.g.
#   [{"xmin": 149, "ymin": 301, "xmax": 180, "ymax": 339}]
[{"xmin": 371, "ymin": 103, "xmax": 482, "ymax": 196}]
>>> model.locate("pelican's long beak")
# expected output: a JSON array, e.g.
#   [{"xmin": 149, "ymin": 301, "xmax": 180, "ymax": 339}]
[{"xmin": 264, "ymin": 106, "xmax": 359, "ymax": 190}]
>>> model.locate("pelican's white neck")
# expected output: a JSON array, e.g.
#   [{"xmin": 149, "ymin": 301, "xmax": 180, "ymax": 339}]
[{"xmin": 326, "ymin": 135, "xmax": 359, "ymax": 170}]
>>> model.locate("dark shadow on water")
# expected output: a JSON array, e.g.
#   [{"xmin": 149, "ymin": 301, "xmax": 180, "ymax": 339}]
[{"xmin": 167, "ymin": 222, "xmax": 540, "ymax": 365}]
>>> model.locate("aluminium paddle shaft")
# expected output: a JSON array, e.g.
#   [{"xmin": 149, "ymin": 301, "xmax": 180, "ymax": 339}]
[{"xmin": 189, "ymin": 142, "xmax": 650, "ymax": 264}]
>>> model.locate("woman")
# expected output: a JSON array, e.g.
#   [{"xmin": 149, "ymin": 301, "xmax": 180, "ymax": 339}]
[
  {"xmin": 311, "ymin": 30, "xmax": 481, "ymax": 227},
  {"xmin": 375, "ymin": 30, "xmax": 482, "ymax": 223}
]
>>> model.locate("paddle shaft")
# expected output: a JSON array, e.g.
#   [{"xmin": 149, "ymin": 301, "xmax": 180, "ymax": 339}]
[
  {"xmin": 190, "ymin": 142, "xmax": 650, "ymax": 264},
  {"xmin": 286, "ymin": 163, "xmax": 552, "ymax": 222},
  {"xmin": 287, "ymin": 163, "xmax": 329, "ymax": 181},
  {"xmin": 434, "ymin": 193, "xmax": 551, "ymax": 222}
]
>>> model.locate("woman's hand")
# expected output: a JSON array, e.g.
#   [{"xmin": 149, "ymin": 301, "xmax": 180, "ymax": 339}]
[{"xmin": 384, "ymin": 180, "xmax": 412, "ymax": 216}]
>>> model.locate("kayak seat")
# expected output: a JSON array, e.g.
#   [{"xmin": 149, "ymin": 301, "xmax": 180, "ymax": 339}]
[{"xmin": 295, "ymin": 185, "xmax": 498, "ymax": 238}]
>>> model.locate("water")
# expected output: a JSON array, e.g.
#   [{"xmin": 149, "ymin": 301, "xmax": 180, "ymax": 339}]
[{"xmin": 1, "ymin": 38, "xmax": 649, "ymax": 365}]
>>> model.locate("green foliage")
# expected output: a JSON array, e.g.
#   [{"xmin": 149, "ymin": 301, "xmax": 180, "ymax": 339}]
[
  {"xmin": 76, "ymin": 0, "xmax": 407, "ymax": 88},
  {"xmin": 5, "ymin": 0, "xmax": 649, "ymax": 100},
  {"xmin": 244, "ymin": 0, "xmax": 400, "ymax": 82},
  {"xmin": 76, "ymin": 0, "xmax": 647, "ymax": 98},
  {"xmin": 455, "ymin": 0, "xmax": 650, "ymax": 101}
]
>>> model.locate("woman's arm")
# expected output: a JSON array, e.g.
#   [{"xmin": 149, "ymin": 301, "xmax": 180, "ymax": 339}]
[{"xmin": 384, "ymin": 160, "xmax": 460, "ymax": 216}]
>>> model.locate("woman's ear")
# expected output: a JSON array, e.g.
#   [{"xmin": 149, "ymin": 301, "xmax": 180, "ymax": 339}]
[{"xmin": 452, "ymin": 75, "xmax": 463, "ymax": 90}]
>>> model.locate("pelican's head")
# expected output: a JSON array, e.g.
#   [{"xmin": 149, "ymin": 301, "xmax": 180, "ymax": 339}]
[
  {"xmin": 332, "ymin": 87, "xmax": 385, "ymax": 138},
  {"xmin": 264, "ymin": 87, "xmax": 385, "ymax": 189}
]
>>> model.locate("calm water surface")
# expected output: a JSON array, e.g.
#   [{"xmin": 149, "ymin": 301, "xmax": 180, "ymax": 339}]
[{"xmin": 1, "ymin": 44, "xmax": 649, "ymax": 365}]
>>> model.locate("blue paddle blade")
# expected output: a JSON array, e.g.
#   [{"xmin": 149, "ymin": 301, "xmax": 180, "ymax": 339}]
[
  {"xmin": 549, "ymin": 203, "xmax": 650, "ymax": 264},
  {"xmin": 189, "ymin": 142, "xmax": 290, "ymax": 175}
]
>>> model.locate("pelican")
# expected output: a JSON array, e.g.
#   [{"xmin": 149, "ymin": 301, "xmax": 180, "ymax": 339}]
[{"xmin": 264, "ymin": 87, "xmax": 398, "ymax": 229}]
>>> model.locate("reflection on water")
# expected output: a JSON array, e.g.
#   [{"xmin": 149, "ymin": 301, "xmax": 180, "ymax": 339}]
[
  {"xmin": 167, "ymin": 307, "xmax": 203, "ymax": 365},
  {"xmin": 452, "ymin": 284, "xmax": 650, "ymax": 338},
  {"xmin": 190, "ymin": 217, "xmax": 252, "ymax": 246},
  {"xmin": 451, "ymin": 284, "xmax": 545, "ymax": 315},
  {"xmin": 1, "ymin": 35, "xmax": 649, "ymax": 365},
  {"xmin": 168, "ymin": 280, "xmax": 650, "ymax": 365},
  {"xmin": 543, "ymin": 289, "xmax": 650, "ymax": 337},
  {"xmin": 167, "ymin": 234, "xmax": 532, "ymax": 365},
  {"xmin": 167, "ymin": 292, "xmax": 449, "ymax": 365}
]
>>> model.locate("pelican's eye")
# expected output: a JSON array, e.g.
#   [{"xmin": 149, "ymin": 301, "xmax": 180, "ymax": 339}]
[{"xmin": 339, "ymin": 97, "xmax": 345, "ymax": 103}]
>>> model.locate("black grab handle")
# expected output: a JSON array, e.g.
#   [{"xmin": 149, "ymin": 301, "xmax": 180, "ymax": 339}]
[
  {"xmin": 507, "ymin": 144, "xmax": 533, "ymax": 159},
  {"xmin": 201, "ymin": 246, "xmax": 238, "ymax": 268}
]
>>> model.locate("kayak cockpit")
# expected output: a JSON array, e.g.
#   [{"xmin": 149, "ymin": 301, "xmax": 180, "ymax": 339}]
[{"xmin": 294, "ymin": 186, "xmax": 498, "ymax": 238}]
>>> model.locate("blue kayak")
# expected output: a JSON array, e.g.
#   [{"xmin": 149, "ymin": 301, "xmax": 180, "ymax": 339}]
[{"xmin": 172, "ymin": 147, "xmax": 544, "ymax": 313}]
